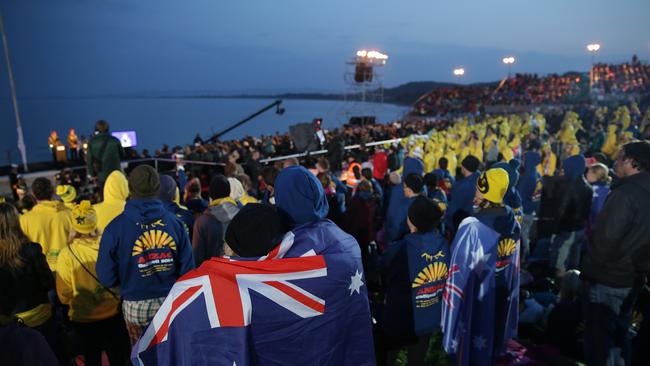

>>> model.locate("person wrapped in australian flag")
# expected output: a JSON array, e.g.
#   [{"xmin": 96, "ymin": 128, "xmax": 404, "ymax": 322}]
[
  {"xmin": 442, "ymin": 167, "xmax": 520, "ymax": 366},
  {"xmin": 133, "ymin": 166, "xmax": 375, "ymax": 365}
]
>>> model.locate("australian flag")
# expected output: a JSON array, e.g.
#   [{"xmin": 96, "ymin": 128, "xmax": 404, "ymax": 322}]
[
  {"xmin": 441, "ymin": 216, "xmax": 520, "ymax": 366},
  {"xmin": 133, "ymin": 220, "xmax": 375, "ymax": 365}
]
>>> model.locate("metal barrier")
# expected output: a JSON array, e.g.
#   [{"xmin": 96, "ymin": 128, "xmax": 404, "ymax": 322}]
[{"xmin": 259, "ymin": 137, "xmax": 404, "ymax": 164}]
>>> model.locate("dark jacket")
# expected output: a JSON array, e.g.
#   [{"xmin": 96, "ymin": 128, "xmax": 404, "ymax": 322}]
[
  {"xmin": 344, "ymin": 192, "xmax": 377, "ymax": 253},
  {"xmin": 380, "ymin": 230, "xmax": 449, "ymax": 341},
  {"xmin": 518, "ymin": 152, "xmax": 542, "ymax": 215},
  {"xmin": 555, "ymin": 155, "xmax": 591, "ymax": 233},
  {"xmin": 581, "ymin": 172, "xmax": 650, "ymax": 287},
  {"xmin": 555, "ymin": 177, "xmax": 592, "ymax": 233},
  {"xmin": 4, "ymin": 243, "xmax": 53, "ymax": 313},
  {"xmin": 162, "ymin": 201, "xmax": 195, "ymax": 241},
  {"xmin": 445, "ymin": 171, "xmax": 479, "ymax": 231},
  {"xmin": 96, "ymin": 199, "xmax": 195, "ymax": 301},
  {"xmin": 87, "ymin": 133, "xmax": 124, "ymax": 183}
]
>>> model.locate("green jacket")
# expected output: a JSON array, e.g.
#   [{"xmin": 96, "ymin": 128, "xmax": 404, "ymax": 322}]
[{"xmin": 86, "ymin": 133, "xmax": 124, "ymax": 182}]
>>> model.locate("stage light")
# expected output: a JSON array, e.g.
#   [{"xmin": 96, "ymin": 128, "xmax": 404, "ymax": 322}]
[
  {"xmin": 453, "ymin": 68, "xmax": 465, "ymax": 76},
  {"xmin": 587, "ymin": 43, "xmax": 601, "ymax": 52},
  {"xmin": 502, "ymin": 56, "xmax": 515, "ymax": 65}
]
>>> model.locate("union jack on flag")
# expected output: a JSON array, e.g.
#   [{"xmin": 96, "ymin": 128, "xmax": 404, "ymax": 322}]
[{"xmin": 133, "ymin": 223, "xmax": 375, "ymax": 366}]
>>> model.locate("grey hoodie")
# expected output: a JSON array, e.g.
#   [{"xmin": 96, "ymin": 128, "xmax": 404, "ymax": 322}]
[{"xmin": 191, "ymin": 200, "xmax": 240, "ymax": 266}]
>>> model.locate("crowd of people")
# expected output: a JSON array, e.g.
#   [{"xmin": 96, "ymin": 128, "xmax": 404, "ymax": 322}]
[
  {"xmin": 591, "ymin": 56, "xmax": 650, "ymax": 97},
  {"xmin": 2, "ymin": 100, "xmax": 650, "ymax": 366},
  {"xmin": 413, "ymin": 58, "xmax": 648, "ymax": 117}
]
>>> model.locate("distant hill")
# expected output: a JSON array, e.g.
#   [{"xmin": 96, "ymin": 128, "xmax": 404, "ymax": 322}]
[{"xmin": 223, "ymin": 80, "xmax": 499, "ymax": 106}]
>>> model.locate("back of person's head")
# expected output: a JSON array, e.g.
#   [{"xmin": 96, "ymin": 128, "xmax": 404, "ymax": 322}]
[
  {"xmin": 361, "ymin": 167, "xmax": 373, "ymax": 181},
  {"xmin": 559, "ymin": 269, "xmax": 581, "ymax": 303},
  {"xmin": 317, "ymin": 172, "xmax": 332, "ymax": 190},
  {"xmin": 262, "ymin": 166, "xmax": 279, "ymax": 188},
  {"xmin": 461, "ymin": 155, "xmax": 480, "ymax": 174},
  {"xmin": 128, "ymin": 165, "xmax": 160, "ymax": 199},
  {"xmin": 352, "ymin": 165, "xmax": 361, "ymax": 180},
  {"xmin": 588, "ymin": 163, "xmax": 611, "ymax": 184},
  {"xmin": 303, "ymin": 157, "xmax": 318, "ymax": 171},
  {"xmin": 274, "ymin": 166, "xmax": 328, "ymax": 225},
  {"xmin": 70, "ymin": 201, "xmax": 97, "ymax": 237},
  {"xmin": 187, "ymin": 178, "xmax": 201, "ymax": 196},
  {"xmin": 95, "ymin": 120, "xmax": 109, "ymax": 133},
  {"xmin": 439, "ymin": 157, "xmax": 448, "ymax": 171},
  {"xmin": 621, "ymin": 140, "xmax": 650, "ymax": 172},
  {"xmin": 225, "ymin": 203, "xmax": 288, "ymax": 257},
  {"xmin": 0, "ymin": 203, "xmax": 27, "ymax": 269},
  {"xmin": 404, "ymin": 173, "xmax": 424, "ymax": 194},
  {"xmin": 158, "ymin": 175, "xmax": 178, "ymax": 202},
  {"xmin": 209, "ymin": 174, "xmax": 230, "ymax": 200},
  {"xmin": 408, "ymin": 196, "xmax": 443, "ymax": 233},
  {"xmin": 316, "ymin": 158, "xmax": 330, "ymax": 172},
  {"xmin": 19, "ymin": 194, "xmax": 37, "ymax": 213},
  {"xmin": 31, "ymin": 178, "xmax": 53, "ymax": 201},
  {"xmin": 234, "ymin": 174, "xmax": 252, "ymax": 191},
  {"xmin": 423, "ymin": 173, "xmax": 438, "ymax": 189}
]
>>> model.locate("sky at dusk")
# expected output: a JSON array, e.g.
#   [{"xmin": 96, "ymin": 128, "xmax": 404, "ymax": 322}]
[{"xmin": 1, "ymin": 0, "xmax": 649, "ymax": 97}]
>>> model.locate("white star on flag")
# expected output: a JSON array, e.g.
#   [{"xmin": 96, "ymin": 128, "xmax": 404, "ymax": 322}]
[
  {"xmin": 348, "ymin": 269, "xmax": 364, "ymax": 295},
  {"xmin": 450, "ymin": 339, "xmax": 459, "ymax": 351},
  {"xmin": 473, "ymin": 335, "xmax": 486, "ymax": 350}
]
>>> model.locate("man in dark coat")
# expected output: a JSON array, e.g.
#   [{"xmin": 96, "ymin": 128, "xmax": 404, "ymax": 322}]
[
  {"xmin": 87, "ymin": 120, "xmax": 124, "ymax": 186},
  {"xmin": 581, "ymin": 141, "xmax": 650, "ymax": 366}
]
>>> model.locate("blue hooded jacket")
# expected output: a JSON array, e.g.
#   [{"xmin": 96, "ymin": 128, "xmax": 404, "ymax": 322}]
[
  {"xmin": 381, "ymin": 230, "xmax": 449, "ymax": 340},
  {"xmin": 403, "ymin": 157, "xmax": 425, "ymax": 177},
  {"xmin": 384, "ymin": 157, "xmax": 425, "ymax": 242},
  {"xmin": 445, "ymin": 171, "xmax": 480, "ymax": 231},
  {"xmin": 161, "ymin": 201, "xmax": 195, "ymax": 240},
  {"xmin": 275, "ymin": 166, "xmax": 329, "ymax": 226},
  {"xmin": 96, "ymin": 199, "xmax": 195, "ymax": 301},
  {"xmin": 518, "ymin": 152, "xmax": 542, "ymax": 214},
  {"xmin": 562, "ymin": 155, "xmax": 586, "ymax": 179}
]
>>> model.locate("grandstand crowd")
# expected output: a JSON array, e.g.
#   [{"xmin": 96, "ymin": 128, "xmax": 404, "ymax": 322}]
[{"xmin": 2, "ymin": 60, "xmax": 650, "ymax": 366}]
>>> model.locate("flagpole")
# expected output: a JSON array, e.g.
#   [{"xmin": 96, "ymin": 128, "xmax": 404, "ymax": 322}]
[{"xmin": 0, "ymin": 7, "xmax": 28, "ymax": 171}]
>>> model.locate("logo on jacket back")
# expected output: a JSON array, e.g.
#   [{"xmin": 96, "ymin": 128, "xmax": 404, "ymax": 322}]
[
  {"xmin": 132, "ymin": 229, "xmax": 178, "ymax": 276},
  {"xmin": 412, "ymin": 260, "xmax": 448, "ymax": 308},
  {"xmin": 496, "ymin": 237, "xmax": 516, "ymax": 272}
]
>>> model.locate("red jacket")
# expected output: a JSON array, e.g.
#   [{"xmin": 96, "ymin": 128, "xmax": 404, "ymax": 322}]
[{"xmin": 373, "ymin": 151, "xmax": 388, "ymax": 180}]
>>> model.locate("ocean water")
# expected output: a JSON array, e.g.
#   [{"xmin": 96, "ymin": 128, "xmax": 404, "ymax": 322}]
[{"xmin": 0, "ymin": 97, "xmax": 408, "ymax": 164}]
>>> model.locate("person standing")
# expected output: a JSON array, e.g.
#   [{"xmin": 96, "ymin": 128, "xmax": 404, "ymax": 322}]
[
  {"xmin": 442, "ymin": 168, "xmax": 520, "ymax": 366},
  {"xmin": 445, "ymin": 155, "xmax": 480, "ymax": 234},
  {"xmin": 56, "ymin": 201, "xmax": 129, "ymax": 365},
  {"xmin": 67, "ymin": 128, "xmax": 79, "ymax": 161},
  {"xmin": 549, "ymin": 155, "xmax": 592, "ymax": 278},
  {"xmin": 158, "ymin": 175, "xmax": 194, "ymax": 239},
  {"xmin": 93, "ymin": 170, "xmax": 129, "ymax": 234},
  {"xmin": 192, "ymin": 174, "xmax": 240, "ymax": 265},
  {"xmin": 96, "ymin": 165, "xmax": 194, "ymax": 345},
  {"xmin": 19, "ymin": 177, "xmax": 72, "ymax": 271},
  {"xmin": 87, "ymin": 120, "xmax": 124, "ymax": 188},
  {"xmin": 581, "ymin": 141, "xmax": 650, "ymax": 366},
  {"xmin": 379, "ymin": 196, "xmax": 449, "ymax": 366},
  {"xmin": 0, "ymin": 202, "xmax": 64, "ymax": 362}
]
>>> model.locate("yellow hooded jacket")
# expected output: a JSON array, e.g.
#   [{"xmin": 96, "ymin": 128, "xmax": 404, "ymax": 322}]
[
  {"xmin": 94, "ymin": 170, "xmax": 129, "ymax": 233},
  {"xmin": 56, "ymin": 237, "xmax": 120, "ymax": 322},
  {"xmin": 20, "ymin": 200, "xmax": 72, "ymax": 271}
]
